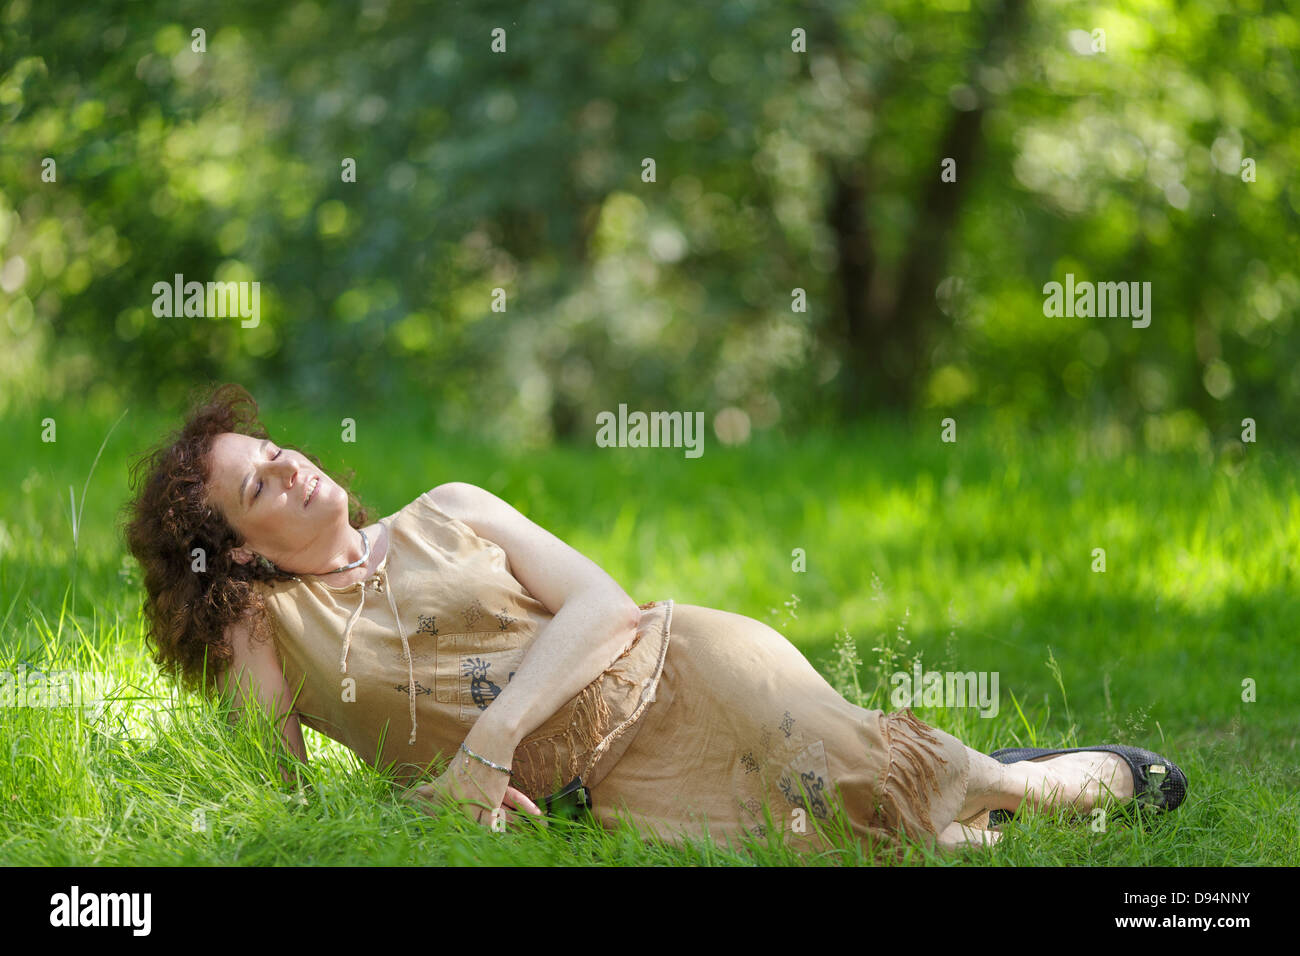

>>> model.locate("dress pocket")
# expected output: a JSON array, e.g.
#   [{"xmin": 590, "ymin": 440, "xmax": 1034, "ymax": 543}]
[{"xmin": 434, "ymin": 630, "xmax": 525, "ymax": 721}]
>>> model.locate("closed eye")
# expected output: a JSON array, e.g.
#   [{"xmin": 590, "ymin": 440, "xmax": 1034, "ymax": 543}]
[{"xmin": 254, "ymin": 448, "xmax": 282, "ymax": 500}]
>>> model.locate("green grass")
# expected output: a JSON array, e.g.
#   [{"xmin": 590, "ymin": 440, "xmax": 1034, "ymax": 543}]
[{"xmin": 2, "ymin": 400, "xmax": 1297, "ymax": 865}]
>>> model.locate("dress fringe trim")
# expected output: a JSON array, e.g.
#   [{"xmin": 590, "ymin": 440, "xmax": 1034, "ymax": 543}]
[
  {"xmin": 876, "ymin": 708, "xmax": 950, "ymax": 836},
  {"xmin": 510, "ymin": 600, "xmax": 673, "ymax": 797}
]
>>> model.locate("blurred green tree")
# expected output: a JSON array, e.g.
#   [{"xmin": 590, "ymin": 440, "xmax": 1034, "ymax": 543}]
[{"xmin": 1, "ymin": 0, "xmax": 1295, "ymax": 445}]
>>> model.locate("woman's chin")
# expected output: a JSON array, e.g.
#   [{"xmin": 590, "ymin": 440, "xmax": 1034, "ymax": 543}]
[{"xmin": 322, "ymin": 487, "xmax": 349, "ymax": 519}]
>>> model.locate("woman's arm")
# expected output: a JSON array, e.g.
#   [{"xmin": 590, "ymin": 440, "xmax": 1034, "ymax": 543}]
[
  {"xmin": 425, "ymin": 481, "xmax": 641, "ymax": 787},
  {"xmin": 215, "ymin": 613, "xmax": 309, "ymax": 786}
]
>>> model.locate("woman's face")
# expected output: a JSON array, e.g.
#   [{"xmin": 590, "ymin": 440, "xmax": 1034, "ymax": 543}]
[{"xmin": 205, "ymin": 432, "xmax": 349, "ymax": 569}]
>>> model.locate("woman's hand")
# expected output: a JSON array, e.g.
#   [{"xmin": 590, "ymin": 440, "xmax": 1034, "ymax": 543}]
[
  {"xmin": 500, "ymin": 784, "xmax": 546, "ymax": 827},
  {"xmin": 403, "ymin": 718, "xmax": 545, "ymax": 829},
  {"xmin": 419, "ymin": 758, "xmax": 545, "ymax": 829}
]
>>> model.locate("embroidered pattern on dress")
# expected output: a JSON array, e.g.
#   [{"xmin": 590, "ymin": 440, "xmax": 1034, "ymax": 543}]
[
  {"xmin": 777, "ymin": 740, "xmax": 832, "ymax": 820},
  {"xmin": 740, "ymin": 751, "xmax": 760, "ymax": 774},
  {"xmin": 779, "ymin": 711, "xmax": 795, "ymax": 737},
  {"xmin": 389, "ymin": 644, "xmax": 435, "ymax": 666},
  {"xmin": 396, "ymin": 681, "xmax": 433, "ymax": 696},
  {"xmin": 494, "ymin": 608, "xmax": 516, "ymax": 631},
  {"xmin": 462, "ymin": 599, "xmax": 485, "ymax": 630},
  {"xmin": 462, "ymin": 656, "xmax": 502, "ymax": 710},
  {"xmin": 416, "ymin": 614, "xmax": 438, "ymax": 636}
]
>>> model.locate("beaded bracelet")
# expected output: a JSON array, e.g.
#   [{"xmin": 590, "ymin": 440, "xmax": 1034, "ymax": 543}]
[{"xmin": 459, "ymin": 741, "xmax": 512, "ymax": 776}]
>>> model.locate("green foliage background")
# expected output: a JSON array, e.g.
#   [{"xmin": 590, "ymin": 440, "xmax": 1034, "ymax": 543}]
[{"xmin": 3, "ymin": 0, "xmax": 1297, "ymax": 444}]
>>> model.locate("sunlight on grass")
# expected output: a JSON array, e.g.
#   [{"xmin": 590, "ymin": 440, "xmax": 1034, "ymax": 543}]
[{"xmin": 3, "ymin": 404, "xmax": 1297, "ymax": 865}]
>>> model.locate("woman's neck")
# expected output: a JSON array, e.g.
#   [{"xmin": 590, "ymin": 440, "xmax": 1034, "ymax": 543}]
[{"xmin": 308, "ymin": 521, "xmax": 389, "ymax": 588}]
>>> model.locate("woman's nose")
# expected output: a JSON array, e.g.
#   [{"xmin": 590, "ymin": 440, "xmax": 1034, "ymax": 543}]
[{"xmin": 272, "ymin": 456, "xmax": 299, "ymax": 487}]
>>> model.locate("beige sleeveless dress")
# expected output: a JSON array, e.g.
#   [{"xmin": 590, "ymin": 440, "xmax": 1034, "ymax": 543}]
[{"xmin": 254, "ymin": 491, "xmax": 972, "ymax": 854}]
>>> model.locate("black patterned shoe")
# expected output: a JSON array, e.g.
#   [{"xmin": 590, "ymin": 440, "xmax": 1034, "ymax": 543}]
[{"xmin": 986, "ymin": 744, "xmax": 1187, "ymax": 826}]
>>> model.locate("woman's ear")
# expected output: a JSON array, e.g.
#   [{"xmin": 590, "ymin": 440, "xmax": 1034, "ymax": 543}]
[{"xmin": 230, "ymin": 545, "xmax": 255, "ymax": 565}]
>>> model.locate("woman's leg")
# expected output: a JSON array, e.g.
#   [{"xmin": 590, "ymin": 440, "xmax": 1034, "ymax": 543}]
[
  {"xmin": 590, "ymin": 604, "xmax": 1134, "ymax": 854},
  {"xmin": 937, "ymin": 748, "xmax": 1135, "ymax": 849},
  {"xmin": 589, "ymin": 605, "xmax": 978, "ymax": 854},
  {"xmin": 957, "ymin": 746, "xmax": 1135, "ymax": 822}
]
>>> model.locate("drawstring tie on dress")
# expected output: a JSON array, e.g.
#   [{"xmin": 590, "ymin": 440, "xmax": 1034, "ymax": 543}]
[{"xmin": 338, "ymin": 567, "xmax": 419, "ymax": 745}]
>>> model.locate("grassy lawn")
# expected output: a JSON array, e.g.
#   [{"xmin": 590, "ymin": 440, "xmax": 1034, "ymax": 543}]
[{"xmin": 3, "ymin": 401, "xmax": 1297, "ymax": 865}]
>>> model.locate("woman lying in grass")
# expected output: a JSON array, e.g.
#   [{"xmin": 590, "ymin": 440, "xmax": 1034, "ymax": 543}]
[{"xmin": 121, "ymin": 383, "xmax": 1187, "ymax": 857}]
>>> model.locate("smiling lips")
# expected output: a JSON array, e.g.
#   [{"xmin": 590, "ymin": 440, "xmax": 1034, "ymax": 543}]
[{"xmin": 304, "ymin": 475, "xmax": 320, "ymax": 507}]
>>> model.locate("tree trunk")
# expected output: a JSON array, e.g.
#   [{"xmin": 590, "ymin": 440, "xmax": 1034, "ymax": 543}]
[{"xmin": 830, "ymin": 0, "xmax": 1030, "ymax": 416}]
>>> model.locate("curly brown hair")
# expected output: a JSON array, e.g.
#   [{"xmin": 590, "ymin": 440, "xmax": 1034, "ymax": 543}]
[{"xmin": 122, "ymin": 383, "xmax": 369, "ymax": 695}]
